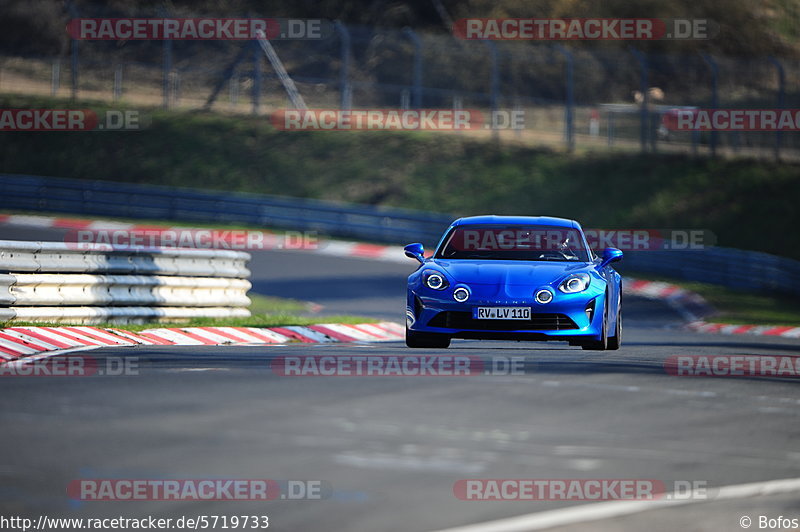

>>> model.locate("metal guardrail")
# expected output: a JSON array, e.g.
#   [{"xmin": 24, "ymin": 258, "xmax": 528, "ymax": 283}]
[
  {"xmin": 0, "ymin": 239, "xmax": 250, "ymax": 277},
  {"xmin": 3, "ymin": 173, "xmax": 800, "ymax": 296},
  {"xmin": 0, "ymin": 240, "xmax": 252, "ymax": 323},
  {"xmin": 620, "ymin": 247, "xmax": 800, "ymax": 296},
  {"xmin": 0, "ymin": 173, "xmax": 453, "ymax": 246},
  {"xmin": 3, "ymin": 274, "xmax": 251, "ymax": 307}
]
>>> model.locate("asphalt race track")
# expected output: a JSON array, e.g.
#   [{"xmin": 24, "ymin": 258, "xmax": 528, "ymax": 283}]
[{"xmin": 1, "ymin": 225, "xmax": 799, "ymax": 531}]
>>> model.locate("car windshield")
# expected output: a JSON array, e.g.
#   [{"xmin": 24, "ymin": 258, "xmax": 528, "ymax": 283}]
[{"xmin": 435, "ymin": 224, "xmax": 591, "ymax": 261}]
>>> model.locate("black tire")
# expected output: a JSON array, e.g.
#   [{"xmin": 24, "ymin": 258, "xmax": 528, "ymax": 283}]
[
  {"xmin": 607, "ymin": 298, "xmax": 622, "ymax": 350},
  {"xmin": 581, "ymin": 298, "xmax": 609, "ymax": 351},
  {"xmin": 406, "ymin": 328, "xmax": 451, "ymax": 348}
]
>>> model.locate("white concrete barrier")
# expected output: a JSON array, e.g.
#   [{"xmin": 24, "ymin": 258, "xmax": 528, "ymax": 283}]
[
  {"xmin": 5, "ymin": 274, "xmax": 251, "ymax": 307},
  {"xmin": 0, "ymin": 241, "xmax": 250, "ymax": 277},
  {"xmin": 9, "ymin": 306, "xmax": 251, "ymax": 323},
  {"xmin": 0, "ymin": 241, "xmax": 252, "ymax": 323}
]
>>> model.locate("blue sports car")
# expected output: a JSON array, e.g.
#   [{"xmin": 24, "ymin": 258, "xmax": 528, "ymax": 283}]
[{"xmin": 404, "ymin": 215, "xmax": 623, "ymax": 350}]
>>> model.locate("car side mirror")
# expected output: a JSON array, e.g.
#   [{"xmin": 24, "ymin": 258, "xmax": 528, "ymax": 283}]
[
  {"xmin": 404, "ymin": 243, "xmax": 425, "ymax": 264},
  {"xmin": 599, "ymin": 247, "xmax": 623, "ymax": 268}
]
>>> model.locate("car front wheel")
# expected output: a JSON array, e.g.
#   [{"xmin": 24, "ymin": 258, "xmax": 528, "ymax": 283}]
[
  {"xmin": 607, "ymin": 303, "xmax": 622, "ymax": 350},
  {"xmin": 608, "ymin": 294, "xmax": 622, "ymax": 350},
  {"xmin": 581, "ymin": 299, "xmax": 609, "ymax": 351}
]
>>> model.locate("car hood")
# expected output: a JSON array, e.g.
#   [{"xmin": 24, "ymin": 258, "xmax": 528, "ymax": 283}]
[{"xmin": 432, "ymin": 259, "xmax": 592, "ymax": 285}]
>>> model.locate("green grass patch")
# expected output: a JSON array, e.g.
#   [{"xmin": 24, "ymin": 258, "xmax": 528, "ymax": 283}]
[
  {"xmin": 119, "ymin": 313, "xmax": 378, "ymax": 332},
  {"xmin": 0, "ymin": 294, "xmax": 378, "ymax": 331},
  {"xmin": 626, "ymin": 272, "xmax": 800, "ymax": 327},
  {"xmin": 0, "ymin": 315, "xmax": 379, "ymax": 332},
  {"xmin": 247, "ymin": 293, "xmax": 309, "ymax": 315}
]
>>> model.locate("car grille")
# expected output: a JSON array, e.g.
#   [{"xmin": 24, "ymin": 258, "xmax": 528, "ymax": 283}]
[{"xmin": 426, "ymin": 311, "xmax": 578, "ymax": 331}]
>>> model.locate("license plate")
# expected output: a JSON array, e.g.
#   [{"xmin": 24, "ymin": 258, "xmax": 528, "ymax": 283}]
[{"xmin": 473, "ymin": 307, "xmax": 531, "ymax": 320}]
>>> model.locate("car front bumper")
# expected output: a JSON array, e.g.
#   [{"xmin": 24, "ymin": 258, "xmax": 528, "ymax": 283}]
[{"xmin": 407, "ymin": 286, "xmax": 607, "ymax": 342}]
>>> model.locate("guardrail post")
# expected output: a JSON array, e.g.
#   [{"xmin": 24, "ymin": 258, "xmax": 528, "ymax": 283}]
[
  {"xmin": 229, "ymin": 72, "xmax": 239, "ymax": 105},
  {"xmin": 252, "ymin": 41, "xmax": 262, "ymax": 115},
  {"xmin": 513, "ymin": 99, "xmax": 522, "ymax": 140},
  {"xmin": 335, "ymin": 22, "xmax": 352, "ymax": 110},
  {"xmin": 630, "ymin": 48, "xmax": 648, "ymax": 153},
  {"xmin": 66, "ymin": 2, "xmax": 80, "ymax": 101},
  {"xmin": 162, "ymin": 40, "xmax": 173, "ymax": 110},
  {"xmin": 649, "ymin": 111, "xmax": 658, "ymax": 153},
  {"xmin": 701, "ymin": 54, "xmax": 718, "ymax": 158},
  {"xmin": 555, "ymin": 45, "xmax": 575, "ymax": 152},
  {"xmin": 453, "ymin": 95, "xmax": 463, "ymax": 135},
  {"xmin": 51, "ymin": 60, "xmax": 60, "ymax": 97},
  {"xmin": 71, "ymin": 41, "xmax": 79, "ymax": 101},
  {"xmin": 401, "ymin": 89, "xmax": 410, "ymax": 109},
  {"xmin": 768, "ymin": 56, "xmax": 785, "ymax": 161},
  {"xmin": 171, "ymin": 70, "xmax": 181, "ymax": 106},
  {"xmin": 484, "ymin": 41, "xmax": 500, "ymax": 112},
  {"xmin": 113, "ymin": 64, "xmax": 123, "ymax": 101},
  {"xmin": 483, "ymin": 41, "xmax": 500, "ymax": 139},
  {"xmin": 403, "ymin": 28, "xmax": 423, "ymax": 108}
]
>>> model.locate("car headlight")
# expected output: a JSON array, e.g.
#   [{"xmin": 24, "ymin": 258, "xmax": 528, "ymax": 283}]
[
  {"xmin": 535, "ymin": 289, "xmax": 553, "ymax": 304},
  {"xmin": 453, "ymin": 286, "xmax": 470, "ymax": 302},
  {"xmin": 559, "ymin": 273, "xmax": 591, "ymax": 293},
  {"xmin": 424, "ymin": 271, "xmax": 449, "ymax": 290}
]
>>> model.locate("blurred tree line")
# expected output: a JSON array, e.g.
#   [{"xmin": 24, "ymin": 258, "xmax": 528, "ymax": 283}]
[{"xmin": 1, "ymin": 0, "xmax": 798, "ymax": 58}]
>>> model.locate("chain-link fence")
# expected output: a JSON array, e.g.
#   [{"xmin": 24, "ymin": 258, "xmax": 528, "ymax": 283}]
[{"xmin": 2, "ymin": 4, "xmax": 799, "ymax": 160}]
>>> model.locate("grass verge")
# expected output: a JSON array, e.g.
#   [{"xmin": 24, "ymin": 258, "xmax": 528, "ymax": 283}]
[
  {"xmin": 627, "ymin": 272, "xmax": 800, "ymax": 327},
  {"xmin": 0, "ymin": 294, "xmax": 380, "ymax": 331}
]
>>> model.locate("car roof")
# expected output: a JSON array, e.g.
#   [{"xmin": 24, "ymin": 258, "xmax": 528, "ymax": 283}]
[{"xmin": 451, "ymin": 215, "xmax": 580, "ymax": 229}]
